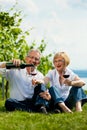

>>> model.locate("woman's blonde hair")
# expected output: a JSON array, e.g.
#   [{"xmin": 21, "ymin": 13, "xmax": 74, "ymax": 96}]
[{"xmin": 53, "ymin": 51, "xmax": 70, "ymax": 66}]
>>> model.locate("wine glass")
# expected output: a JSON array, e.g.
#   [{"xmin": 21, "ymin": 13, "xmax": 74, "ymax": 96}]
[
  {"xmin": 30, "ymin": 72, "xmax": 37, "ymax": 76},
  {"xmin": 30, "ymin": 68, "xmax": 37, "ymax": 76},
  {"xmin": 63, "ymin": 74, "xmax": 70, "ymax": 78}
]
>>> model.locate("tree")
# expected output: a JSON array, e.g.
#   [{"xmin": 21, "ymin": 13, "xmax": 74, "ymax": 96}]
[
  {"xmin": 0, "ymin": 11, "xmax": 29, "ymax": 61},
  {"xmin": 37, "ymin": 39, "xmax": 52, "ymax": 75},
  {"xmin": 0, "ymin": 8, "xmax": 53, "ymax": 98},
  {"xmin": 0, "ymin": 11, "xmax": 53, "ymax": 75}
]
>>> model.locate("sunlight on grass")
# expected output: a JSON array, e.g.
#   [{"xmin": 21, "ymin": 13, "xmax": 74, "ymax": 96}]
[{"xmin": 0, "ymin": 93, "xmax": 87, "ymax": 129}]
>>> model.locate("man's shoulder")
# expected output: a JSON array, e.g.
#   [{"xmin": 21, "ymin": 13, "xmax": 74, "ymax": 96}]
[{"xmin": 37, "ymin": 70, "xmax": 44, "ymax": 76}]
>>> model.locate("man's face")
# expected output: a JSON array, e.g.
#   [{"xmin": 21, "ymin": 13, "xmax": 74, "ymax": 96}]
[{"xmin": 25, "ymin": 51, "xmax": 40, "ymax": 67}]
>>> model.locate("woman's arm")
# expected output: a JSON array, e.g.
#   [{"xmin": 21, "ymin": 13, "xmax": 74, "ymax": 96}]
[
  {"xmin": 71, "ymin": 76, "xmax": 85, "ymax": 87},
  {"xmin": 64, "ymin": 76, "xmax": 85, "ymax": 87}
]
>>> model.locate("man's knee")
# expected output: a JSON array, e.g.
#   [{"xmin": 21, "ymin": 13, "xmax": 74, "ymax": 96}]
[
  {"xmin": 5, "ymin": 98, "xmax": 15, "ymax": 111},
  {"xmin": 34, "ymin": 84, "xmax": 47, "ymax": 93}
]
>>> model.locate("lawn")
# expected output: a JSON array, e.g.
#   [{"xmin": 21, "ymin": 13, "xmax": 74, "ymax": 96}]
[
  {"xmin": 0, "ymin": 81, "xmax": 87, "ymax": 130},
  {"xmin": 0, "ymin": 94, "xmax": 87, "ymax": 130}
]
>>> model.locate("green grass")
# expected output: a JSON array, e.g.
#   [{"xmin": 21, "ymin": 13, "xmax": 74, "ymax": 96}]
[
  {"xmin": 0, "ymin": 99, "xmax": 87, "ymax": 130},
  {"xmin": 0, "ymin": 86, "xmax": 87, "ymax": 130}
]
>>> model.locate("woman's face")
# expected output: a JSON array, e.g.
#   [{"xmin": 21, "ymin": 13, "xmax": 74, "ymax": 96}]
[{"xmin": 53, "ymin": 56, "xmax": 65, "ymax": 72}]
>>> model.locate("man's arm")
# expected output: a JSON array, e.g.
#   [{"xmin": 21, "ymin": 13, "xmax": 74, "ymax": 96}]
[
  {"xmin": 0, "ymin": 59, "xmax": 22, "ymax": 69},
  {"xmin": 0, "ymin": 62, "xmax": 6, "ymax": 68}
]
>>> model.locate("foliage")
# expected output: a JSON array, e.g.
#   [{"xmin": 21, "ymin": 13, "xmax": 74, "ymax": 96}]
[
  {"xmin": 38, "ymin": 39, "xmax": 53, "ymax": 75},
  {"xmin": 0, "ymin": 11, "xmax": 30, "ymax": 61},
  {"xmin": 0, "ymin": 9, "xmax": 53, "ymax": 75}
]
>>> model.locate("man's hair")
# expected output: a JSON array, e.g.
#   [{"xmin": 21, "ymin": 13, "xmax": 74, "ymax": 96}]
[{"xmin": 27, "ymin": 49, "xmax": 41, "ymax": 58}]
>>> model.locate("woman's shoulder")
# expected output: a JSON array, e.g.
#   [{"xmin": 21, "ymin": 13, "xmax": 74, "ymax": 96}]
[
  {"xmin": 48, "ymin": 69, "xmax": 56, "ymax": 73},
  {"xmin": 46, "ymin": 69, "xmax": 56, "ymax": 77},
  {"xmin": 66, "ymin": 68, "xmax": 77, "ymax": 77},
  {"xmin": 66, "ymin": 68, "xmax": 74, "ymax": 73}
]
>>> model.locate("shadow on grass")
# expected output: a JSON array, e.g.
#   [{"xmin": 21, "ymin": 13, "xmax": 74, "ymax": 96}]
[{"xmin": 0, "ymin": 106, "xmax": 6, "ymax": 112}]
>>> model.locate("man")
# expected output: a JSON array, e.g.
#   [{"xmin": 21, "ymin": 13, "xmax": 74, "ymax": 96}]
[{"xmin": 0, "ymin": 49, "xmax": 48, "ymax": 113}]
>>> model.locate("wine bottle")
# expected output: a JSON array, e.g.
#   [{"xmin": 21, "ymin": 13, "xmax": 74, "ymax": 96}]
[{"xmin": 6, "ymin": 62, "xmax": 34, "ymax": 69}]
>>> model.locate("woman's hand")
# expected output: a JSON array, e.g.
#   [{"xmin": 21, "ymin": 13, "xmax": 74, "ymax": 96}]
[
  {"xmin": 60, "ymin": 75, "xmax": 71, "ymax": 86},
  {"xmin": 63, "ymin": 79, "xmax": 72, "ymax": 86}
]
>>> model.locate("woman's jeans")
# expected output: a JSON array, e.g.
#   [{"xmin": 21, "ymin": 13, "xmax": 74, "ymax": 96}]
[
  {"xmin": 35, "ymin": 84, "xmax": 87, "ymax": 111},
  {"xmin": 49, "ymin": 86, "xmax": 87, "ymax": 110}
]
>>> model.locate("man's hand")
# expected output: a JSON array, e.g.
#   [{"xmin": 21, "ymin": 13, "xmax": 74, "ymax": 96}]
[
  {"xmin": 32, "ymin": 79, "xmax": 44, "ymax": 86},
  {"xmin": 12, "ymin": 59, "xmax": 22, "ymax": 66},
  {"xmin": 0, "ymin": 63, "xmax": 6, "ymax": 68},
  {"xmin": 39, "ymin": 90, "xmax": 51, "ymax": 101}
]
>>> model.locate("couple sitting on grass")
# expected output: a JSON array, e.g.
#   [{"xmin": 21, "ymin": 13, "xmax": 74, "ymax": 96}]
[{"xmin": 0, "ymin": 49, "xmax": 87, "ymax": 114}]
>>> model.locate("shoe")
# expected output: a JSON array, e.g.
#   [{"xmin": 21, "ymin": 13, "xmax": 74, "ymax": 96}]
[
  {"xmin": 54, "ymin": 109, "xmax": 61, "ymax": 113},
  {"xmin": 39, "ymin": 106, "xmax": 48, "ymax": 114}
]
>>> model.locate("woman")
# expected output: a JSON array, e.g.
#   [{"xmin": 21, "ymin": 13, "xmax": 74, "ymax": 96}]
[{"xmin": 33, "ymin": 51, "xmax": 87, "ymax": 113}]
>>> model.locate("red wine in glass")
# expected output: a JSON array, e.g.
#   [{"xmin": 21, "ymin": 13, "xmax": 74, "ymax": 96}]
[
  {"xmin": 63, "ymin": 74, "xmax": 70, "ymax": 78},
  {"xmin": 30, "ymin": 70, "xmax": 37, "ymax": 76},
  {"xmin": 30, "ymin": 73, "xmax": 37, "ymax": 76}
]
